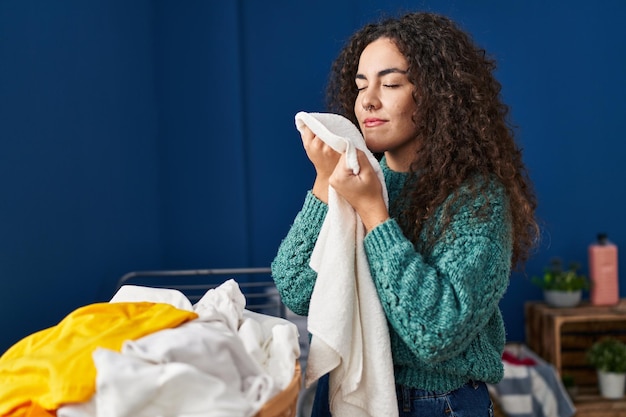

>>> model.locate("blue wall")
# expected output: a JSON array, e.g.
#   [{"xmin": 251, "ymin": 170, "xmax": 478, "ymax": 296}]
[
  {"xmin": 0, "ymin": 1, "xmax": 162, "ymax": 352},
  {"xmin": 1, "ymin": 0, "xmax": 625, "ymax": 353}
]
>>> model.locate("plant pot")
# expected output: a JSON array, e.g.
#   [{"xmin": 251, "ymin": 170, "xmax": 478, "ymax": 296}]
[
  {"xmin": 543, "ymin": 290, "xmax": 582, "ymax": 308},
  {"xmin": 598, "ymin": 371, "xmax": 626, "ymax": 399}
]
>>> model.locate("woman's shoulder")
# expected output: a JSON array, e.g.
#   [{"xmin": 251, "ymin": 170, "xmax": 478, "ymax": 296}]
[
  {"xmin": 441, "ymin": 175, "xmax": 511, "ymax": 235},
  {"xmin": 433, "ymin": 175, "xmax": 512, "ymax": 250},
  {"xmin": 452, "ymin": 174, "xmax": 507, "ymax": 206}
]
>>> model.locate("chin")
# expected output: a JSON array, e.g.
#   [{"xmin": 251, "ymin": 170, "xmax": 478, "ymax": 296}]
[{"xmin": 364, "ymin": 141, "xmax": 386, "ymax": 154}]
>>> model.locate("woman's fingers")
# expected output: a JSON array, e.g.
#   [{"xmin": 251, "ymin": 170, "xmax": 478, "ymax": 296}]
[
  {"xmin": 330, "ymin": 151, "xmax": 388, "ymax": 230},
  {"xmin": 300, "ymin": 127, "xmax": 340, "ymax": 177},
  {"xmin": 330, "ymin": 152, "xmax": 381, "ymax": 203}
]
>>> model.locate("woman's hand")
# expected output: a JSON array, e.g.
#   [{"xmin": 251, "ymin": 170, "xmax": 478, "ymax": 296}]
[
  {"xmin": 329, "ymin": 150, "xmax": 389, "ymax": 231},
  {"xmin": 300, "ymin": 126, "xmax": 341, "ymax": 203}
]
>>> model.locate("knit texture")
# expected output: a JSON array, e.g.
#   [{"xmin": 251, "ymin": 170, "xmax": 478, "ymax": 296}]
[{"xmin": 272, "ymin": 157, "xmax": 512, "ymax": 391}]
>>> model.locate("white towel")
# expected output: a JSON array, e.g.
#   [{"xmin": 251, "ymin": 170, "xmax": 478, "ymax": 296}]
[{"xmin": 295, "ymin": 111, "xmax": 398, "ymax": 417}]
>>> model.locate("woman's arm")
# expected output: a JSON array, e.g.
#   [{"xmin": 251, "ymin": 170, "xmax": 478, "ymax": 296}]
[
  {"xmin": 271, "ymin": 192, "xmax": 328, "ymax": 316},
  {"xmin": 271, "ymin": 123, "xmax": 341, "ymax": 314},
  {"xmin": 365, "ymin": 184, "xmax": 513, "ymax": 363}
]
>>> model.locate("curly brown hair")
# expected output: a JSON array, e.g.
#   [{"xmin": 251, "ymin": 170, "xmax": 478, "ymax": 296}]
[{"xmin": 326, "ymin": 12, "xmax": 538, "ymax": 270}]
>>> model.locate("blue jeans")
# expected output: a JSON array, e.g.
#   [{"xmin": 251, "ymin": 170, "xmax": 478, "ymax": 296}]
[
  {"xmin": 310, "ymin": 374, "xmax": 494, "ymax": 417},
  {"xmin": 310, "ymin": 374, "xmax": 331, "ymax": 417}
]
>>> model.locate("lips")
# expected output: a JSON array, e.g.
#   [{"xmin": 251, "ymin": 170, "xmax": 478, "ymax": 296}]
[{"xmin": 363, "ymin": 118, "xmax": 386, "ymax": 128}]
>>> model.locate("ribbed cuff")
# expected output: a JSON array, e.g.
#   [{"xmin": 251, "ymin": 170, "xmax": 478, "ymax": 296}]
[
  {"xmin": 298, "ymin": 191, "xmax": 328, "ymax": 224},
  {"xmin": 364, "ymin": 218, "xmax": 407, "ymax": 254}
]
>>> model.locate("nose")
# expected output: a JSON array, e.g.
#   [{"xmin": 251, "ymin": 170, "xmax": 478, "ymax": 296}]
[{"xmin": 361, "ymin": 89, "xmax": 380, "ymax": 111}]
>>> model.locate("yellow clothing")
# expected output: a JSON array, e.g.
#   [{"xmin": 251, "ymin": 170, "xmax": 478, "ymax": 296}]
[{"xmin": 0, "ymin": 302, "xmax": 198, "ymax": 417}]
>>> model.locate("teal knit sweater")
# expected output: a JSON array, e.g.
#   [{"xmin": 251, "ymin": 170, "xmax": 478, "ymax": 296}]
[{"xmin": 271, "ymin": 157, "xmax": 512, "ymax": 391}]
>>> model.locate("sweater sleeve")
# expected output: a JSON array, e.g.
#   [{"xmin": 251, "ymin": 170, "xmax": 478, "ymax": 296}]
[
  {"xmin": 271, "ymin": 191, "xmax": 328, "ymax": 316},
  {"xmin": 364, "ymin": 186, "xmax": 512, "ymax": 363}
]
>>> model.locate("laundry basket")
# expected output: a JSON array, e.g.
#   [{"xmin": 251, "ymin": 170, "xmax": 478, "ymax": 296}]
[{"xmin": 255, "ymin": 361, "xmax": 302, "ymax": 417}]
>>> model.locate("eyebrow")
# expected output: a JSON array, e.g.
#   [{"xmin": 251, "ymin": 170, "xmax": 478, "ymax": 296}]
[{"xmin": 355, "ymin": 67, "xmax": 408, "ymax": 79}]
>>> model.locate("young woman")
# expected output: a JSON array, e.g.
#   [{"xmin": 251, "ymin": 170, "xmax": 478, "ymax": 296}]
[{"xmin": 272, "ymin": 11, "xmax": 539, "ymax": 417}]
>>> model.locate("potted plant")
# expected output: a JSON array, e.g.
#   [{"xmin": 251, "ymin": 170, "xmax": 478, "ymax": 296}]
[
  {"xmin": 586, "ymin": 337, "xmax": 626, "ymax": 399},
  {"xmin": 561, "ymin": 374, "xmax": 577, "ymax": 399},
  {"xmin": 531, "ymin": 258, "xmax": 588, "ymax": 307}
]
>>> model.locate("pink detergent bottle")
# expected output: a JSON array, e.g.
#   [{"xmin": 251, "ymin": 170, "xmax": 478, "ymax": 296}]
[{"xmin": 588, "ymin": 233, "xmax": 619, "ymax": 306}]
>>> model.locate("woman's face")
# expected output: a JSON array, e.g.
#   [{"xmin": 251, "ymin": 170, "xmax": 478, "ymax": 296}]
[{"xmin": 354, "ymin": 37, "xmax": 420, "ymax": 171}]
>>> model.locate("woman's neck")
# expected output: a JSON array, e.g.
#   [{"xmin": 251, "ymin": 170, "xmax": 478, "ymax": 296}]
[
  {"xmin": 383, "ymin": 139, "xmax": 421, "ymax": 172},
  {"xmin": 384, "ymin": 152, "xmax": 412, "ymax": 172}
]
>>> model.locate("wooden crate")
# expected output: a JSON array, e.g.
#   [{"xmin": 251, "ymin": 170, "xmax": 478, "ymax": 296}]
[
  {"xmin": 525, "ymin": 301, "xmax": 626, "ymax": 390},
  {"xmin": 525, "ymin": 300, "xmax": 626, "ymax": 416}
]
